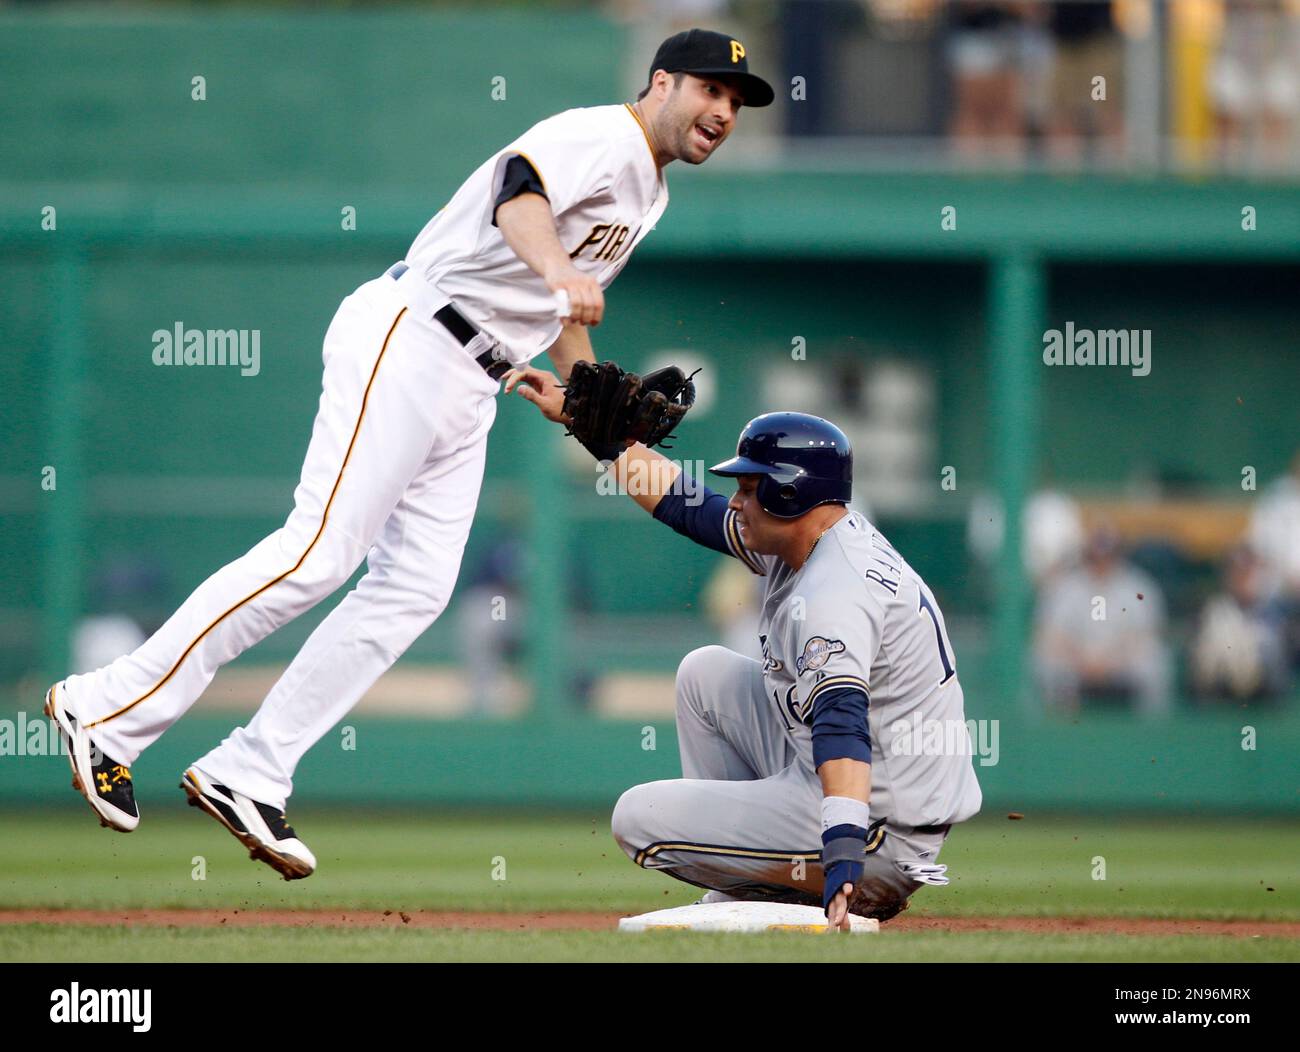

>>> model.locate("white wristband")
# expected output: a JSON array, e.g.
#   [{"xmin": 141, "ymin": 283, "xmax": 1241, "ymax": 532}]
[{"xmin": 822, "ymin": 795, "xmax": 870, "ymax": 833}]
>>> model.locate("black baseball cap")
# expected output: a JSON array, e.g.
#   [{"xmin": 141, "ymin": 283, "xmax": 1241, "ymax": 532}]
[{"xmin": 647, "ymin": 28, "xmax": 775, "ymax": 108}]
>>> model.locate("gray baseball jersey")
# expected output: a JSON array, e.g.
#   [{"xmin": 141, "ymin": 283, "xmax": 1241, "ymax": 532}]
[{"xmin": 731, "ymin": 507, "xmax": 983, "ymax": 827}]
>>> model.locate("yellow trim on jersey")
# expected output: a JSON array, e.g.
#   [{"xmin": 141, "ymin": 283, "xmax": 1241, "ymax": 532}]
[
  {"xmin": 88, "ymin": 307, "xmax": 410, "ymax": 730},
  {"xmin": 724, "ymin": 509, "xmax": 765, "ymax": 575},
  {"xmin": 623, "ymin": 103, "xmax": 658, "ymax": 165},
  {"xmin": 799, "ymin": 674, "xmax": 870, "ymax": 719}
]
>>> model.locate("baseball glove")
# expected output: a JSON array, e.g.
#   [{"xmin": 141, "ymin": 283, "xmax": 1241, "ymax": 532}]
[{"xmin": 561, "ymin": 360, "xmax": 697, "ymax": 461}]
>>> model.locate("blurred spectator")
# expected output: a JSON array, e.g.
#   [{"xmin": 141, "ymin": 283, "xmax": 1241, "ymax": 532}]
[
  {"xmin": 966, "ymin": 484, "xmax": 1085, "ymax": 585},
  {"xmin": 1248, "ymin": 449, "xmax": 1300, "ymax": 668},
  {"xmin": 1034, "ymin": 525, "xmax": 1171, "ymax": 716},
  {"xmin": 1045, "ymin": 1, "xmax": 1124, "ymax": 161},
  {"xmin": 1248, "ymin": 449, "xmax": 1300, "ymax": 600},
  {"xmin": 945, "ymin": 1, "xmax": 1031, "ymax": 159},
  {"xmin": 1189, "ymin": 545, "xmax": 1291, "ymax": 703},
  {"xmin": 780, "ymin": 0, "xmax": 866, "ymax": 137},
  {"xmin": 1023, "ymin": 486, "xmax": 1085, "ymax": 584},
  {"xmin": 455, "ymin": 537, "xmax": 526, "ymax": 717},
  {"xmin": 1018, "ymin": 2, "xmax": 1056, "ymax": 141},
  {"xmin": 1210, "ymin": 0, "xmax": 1300, "ymax": 169},
  {"xmin": 72, "ymin": 556, "xmax": 168, "ymax": 675}
]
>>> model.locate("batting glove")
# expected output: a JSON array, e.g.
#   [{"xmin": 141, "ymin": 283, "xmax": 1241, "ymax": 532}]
[{"xmin": 821, "ymin": 823, "xmax": 869, "ymax": 915}]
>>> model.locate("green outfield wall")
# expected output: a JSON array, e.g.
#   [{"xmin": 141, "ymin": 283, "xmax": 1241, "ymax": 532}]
[
  {"xmin": 2, "ymin": 8, "xmax": 1297, "ymax": 810},
  {"xmin": 1, "ymin": 711, "xmax": 1297, "ymax": 815}
]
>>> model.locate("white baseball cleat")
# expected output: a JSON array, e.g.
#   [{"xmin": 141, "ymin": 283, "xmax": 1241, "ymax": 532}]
[
  {"xmin": 180, "ymin": 765, "xmax": 316, "ymax": 881},
  {"xmin": 44, "ymin": 682, "xmax": 140, "ymax": 833}
]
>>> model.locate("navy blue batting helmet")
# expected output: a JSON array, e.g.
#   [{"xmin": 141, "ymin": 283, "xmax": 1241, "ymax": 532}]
[{"xmin": 710, "ymin": 412, "xmax": 852, "ymax": 518}]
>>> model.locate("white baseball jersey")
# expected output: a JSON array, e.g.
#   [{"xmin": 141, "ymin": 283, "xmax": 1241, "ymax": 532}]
[
  {"xmin": 52, "ymin": 103, "xmax": 671, "ymax": 822},
  {"xmin": 731, "ymin": 508, "xmax": 984, "ymax": 828},
  {"xmin": 405, "ymin": 104, "xmax": 669, "ymax": 364}
]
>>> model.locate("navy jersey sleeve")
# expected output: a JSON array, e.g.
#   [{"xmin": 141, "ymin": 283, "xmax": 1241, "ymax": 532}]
[
  {"xmin": 652, "ymin": 474, "xmax": 766, "ymax": 575},
  {"xmin": 810, "ymin": 686, "xmax": 871, "ymax": 769},
  {"xmin": 794, "ymin": 590, "xmax": 883, "ymax": 769},
  {"xmin": 491, "ymin": 154, "xmax": 548, "ymax": 227}
]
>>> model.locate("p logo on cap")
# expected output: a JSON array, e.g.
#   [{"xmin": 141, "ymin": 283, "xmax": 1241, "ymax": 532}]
[{"xmin": 646, "ymin": 29, "xmax": 774, "ymax": 107}]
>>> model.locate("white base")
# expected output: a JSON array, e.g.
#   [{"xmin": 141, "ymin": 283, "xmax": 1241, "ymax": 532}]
[{"xmin": 618, "ymin": 901, "xmax": 880, "ymax": 934}]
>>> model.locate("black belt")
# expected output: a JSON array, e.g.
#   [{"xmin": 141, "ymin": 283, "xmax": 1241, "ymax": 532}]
[{"xmin": 385, "ymin": 262, "xmax": 512, "ymax": 381}]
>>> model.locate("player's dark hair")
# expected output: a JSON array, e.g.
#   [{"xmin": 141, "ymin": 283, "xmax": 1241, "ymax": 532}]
[{"xmin": 637, "ymin": 70, "xmax": 686, "ymax": 101}]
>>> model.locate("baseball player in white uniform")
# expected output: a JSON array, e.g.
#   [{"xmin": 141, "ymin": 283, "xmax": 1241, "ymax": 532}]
[
  {"xmin": 503, "ymin": 395, "xmax": 984, "ymax": 925},
  {"xmin": 45, "ymin": 29, "xmax": 775, "ymax": 879}
]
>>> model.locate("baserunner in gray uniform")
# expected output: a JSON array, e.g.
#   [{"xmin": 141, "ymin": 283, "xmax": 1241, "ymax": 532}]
[{"xmin": 600, "ymin": 411, "xmax": 984, "ymax": 926}]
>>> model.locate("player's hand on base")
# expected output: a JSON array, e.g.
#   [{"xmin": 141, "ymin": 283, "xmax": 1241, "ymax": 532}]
[
  {"xmin": 821, "ymin": 823, "xmax": 869, "ymax": 933},
  {"xmin": 505, "ymin": 366, "xmax": 570, "ymax": 424},
  {"xmin": 826, "ymin": 882, "xmax": 855, "ymax": 932},
  {"xmin": 544, "ymin": 262, "xmax": 604, "ymax": 326}
]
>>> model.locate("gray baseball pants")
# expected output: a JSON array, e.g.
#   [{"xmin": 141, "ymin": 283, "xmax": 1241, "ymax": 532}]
[{"xmin": 611, "ymin": 645, "xmax": 947, "ymax": 920}]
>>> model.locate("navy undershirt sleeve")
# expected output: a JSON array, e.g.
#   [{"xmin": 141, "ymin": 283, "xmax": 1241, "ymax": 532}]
[
  {"xmin": 491, "ymin": 155, "xmax": 548, "ymax": 227},
  {"xmin": 811, "ymin": 686, "xmax": 871, "ymax": 769},
  {"xmin": 651, "ymin": 475, "xmax": 732, "ymax": 557}
]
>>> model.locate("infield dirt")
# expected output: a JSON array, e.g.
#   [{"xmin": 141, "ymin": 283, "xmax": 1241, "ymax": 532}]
[{"xmin": 2, "ymin": 909, "xmax": 1297, "ymax": 937}]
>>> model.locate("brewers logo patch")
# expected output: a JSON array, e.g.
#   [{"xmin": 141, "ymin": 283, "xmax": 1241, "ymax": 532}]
[{"xmin": 796, "ymin": 636, "xmax": 845, "ymax": 675}]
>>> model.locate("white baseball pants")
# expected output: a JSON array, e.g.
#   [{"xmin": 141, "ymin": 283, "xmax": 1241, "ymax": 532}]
[{"xmin": 58, "ymin": 272, "xmax": 500, "ymax": 808}]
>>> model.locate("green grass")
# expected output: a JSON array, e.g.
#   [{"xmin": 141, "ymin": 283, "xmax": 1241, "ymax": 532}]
[
  {"xmin": 4, "ymin": 925, "xmax": 1297, "ymax": 963},
  {"xmin": 1, "ymin": 808, "xmax": 1294, "ymax": 918},
  {"xmin": 0, "ymin": 807, "xmax": 1296, "ymax": 961}
]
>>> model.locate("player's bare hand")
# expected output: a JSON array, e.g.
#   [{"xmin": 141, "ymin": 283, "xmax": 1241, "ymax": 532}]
[
  {"xmin": 544, "ymin": 262, "xmax": 604, "ymax": 327},
  {"xmin": 825, "ymin": 882, "xmax": 854, "ymax": 933},
  {"xmin": 505, "ymin": 366, "xmax": 570, "ymax": 424}
]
